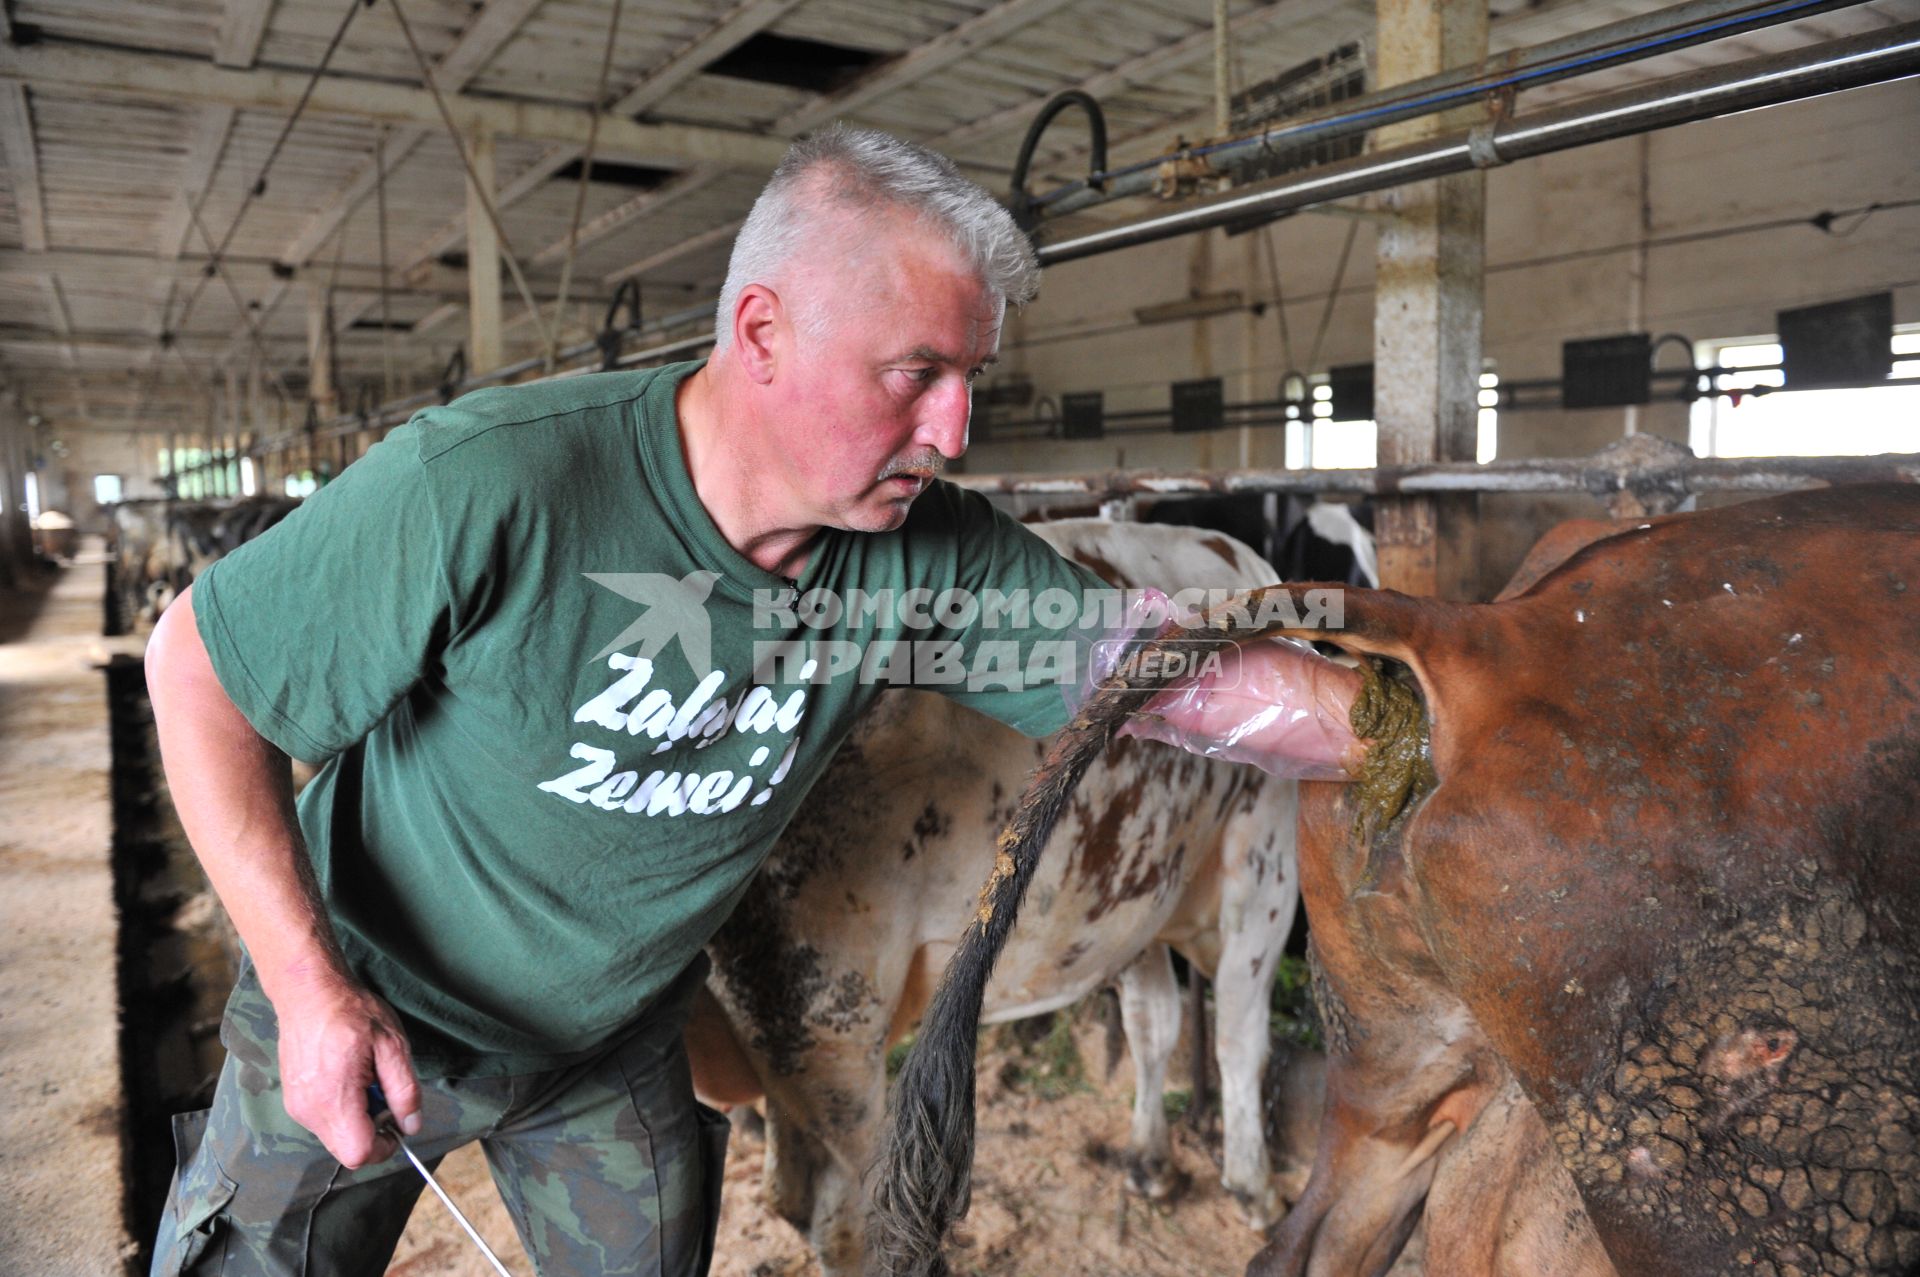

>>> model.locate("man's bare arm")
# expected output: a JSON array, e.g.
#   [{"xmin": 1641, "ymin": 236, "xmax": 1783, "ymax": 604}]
[{"xmin": 145, "ymin": 584, "xmax": 422, "ymax": 1165}]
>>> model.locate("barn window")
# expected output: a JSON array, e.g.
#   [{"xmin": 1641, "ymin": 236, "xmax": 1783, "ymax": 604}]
[
  {"xmin": 1690, "ymin": 329, "xmax": 1920, "ymax": 458},
  {"xmin": 93, "ymin": 474, "xmax": 122, "ymax": 505},
  {"xmin": 1284, "ymin": 371, "xmax": 1498, "ymax": 468}
]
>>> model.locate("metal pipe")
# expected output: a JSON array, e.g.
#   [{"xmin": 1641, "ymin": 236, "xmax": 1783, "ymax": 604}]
[
  {"xmin": 246, "ymin": 13, "xmax": 1910, "ymax": 462},
  {"xmin": 1035, "ymin": 0, "xmax": 1871, "ymax": 220},
  {"xmin": 1037, "ymin": 22, "xmax": 1920, "ymax": 264},
  {"xmin": 953, "ymin": 451, "xmax": 1920, "ymax": 501}
]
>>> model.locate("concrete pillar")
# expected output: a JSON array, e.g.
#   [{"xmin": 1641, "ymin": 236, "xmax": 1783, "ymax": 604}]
[
  {"xmin": 0, "ymin": 397, "xmax": 30, "ymax": 585},
  {"xmin": 1371, "ymin": 0, "xmax": 1486, "ymax": 600},
  {"xmin": 465, "ymin": 128, "xmax": 502, "ymax": 375}
]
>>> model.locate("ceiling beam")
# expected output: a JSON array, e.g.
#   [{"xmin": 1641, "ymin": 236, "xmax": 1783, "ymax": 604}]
[
  {"xmin": 213, "ymin": 0, "xmax": 275, "ymax": 69},
  {"xmin": 278, "ymin": 0, "xmax": 550, "ymax": 268},
  {"xmin": 322, "ymin": 0, "xmax": 809, "ymax": 357},
  {"xmin": 41, "ymin": 276, "xmax": 76, "ymax": 366},
  {"xmin": 774, "ymin": 0, "xmax": 1080, "ymax": 137},
  {"xmin": 0, "ymin": 249, "xmax": 612, "ymax": 302},
  {"xmin": 0, "ymin": 329, "xmax": 418, "ymax": 357},
  {"xmin": 528, "ymin": 167, "xmax": 727, "ymax": 268},
  {"xmin": 605, "ymin": 217, "xmax": 743, "ymax": 286},
  {"xmin": 0, "ymin": 41, "xmax": 792, "ymax": 170},
  {"xmin": 927, "ymin": 0, "xmax": 1308, "ymax": 156},
  {"xmin": 614, "ymin": 0, "xmax": 811, "ymax": 119},
  {"xmin": 370, "ymin": 0, "xmax": 807, "ymax": 296},
  {"xmin": 156, "ymin": 105, "xmax": 239, "ymax": 260},
  {"xmin": 0, "ymin": 83, "xmax": 48, "ymax": 251},
  {"xmin": 594, "ymin": 0, "xmax": 1071, "ymax": 288}
]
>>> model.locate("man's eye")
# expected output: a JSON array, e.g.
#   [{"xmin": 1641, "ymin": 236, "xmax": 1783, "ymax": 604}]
[{"xmin": 901, "ymin": 367, "xmax": 938, "ymax": 383}]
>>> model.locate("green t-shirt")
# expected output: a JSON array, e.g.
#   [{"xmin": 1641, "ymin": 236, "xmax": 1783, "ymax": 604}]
[{"xmin": 195, "ymin": 360, "xmax": 1103, "ymax": 1074}]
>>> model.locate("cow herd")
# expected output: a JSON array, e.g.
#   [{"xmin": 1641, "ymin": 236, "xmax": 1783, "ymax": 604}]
[{"xmin": 108, "ymin": 496, "xmax": 300, "ymax": 629}]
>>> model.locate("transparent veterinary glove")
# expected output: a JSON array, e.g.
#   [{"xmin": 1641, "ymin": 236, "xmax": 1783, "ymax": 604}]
[
  {"xmin": 1120, "ymin": 635, "xmax": 1365, "ymax": 780},
  {"xmin": 1066, "ymin": 587, "xmax": 1366, "ymax": 781}
]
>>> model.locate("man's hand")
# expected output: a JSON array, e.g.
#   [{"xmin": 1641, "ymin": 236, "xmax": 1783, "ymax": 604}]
[
  {"xmin": 1120, "ymin": 636, "xmax": 1366, "ymax": 780},
  {"xmin": 274, "ymin": 975, "xmax": 423, "ymax": 1168},
  {"xmin": 147, "ymin": 585, "xmax": 423, "ymax": 1168}
]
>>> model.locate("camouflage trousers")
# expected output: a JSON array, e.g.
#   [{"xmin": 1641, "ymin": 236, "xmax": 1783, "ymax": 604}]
[{"xmin": 151, "ymin": 957, "xmax": 728, "ymax": 1277}]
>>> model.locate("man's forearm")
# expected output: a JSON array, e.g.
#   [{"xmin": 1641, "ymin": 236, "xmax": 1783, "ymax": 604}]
[{"xmin": 145, "ymin": 584, "xmax": 351, "ymax": 1001}]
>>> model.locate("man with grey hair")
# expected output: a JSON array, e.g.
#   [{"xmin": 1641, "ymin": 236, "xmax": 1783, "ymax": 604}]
[
  {"xmin": 713, "ymin": 122, "xmax": 1040, "ymax": 356},
  {"xmin": 143, "ymin": 122, "xmax": 1360, "ymax": 1275}
]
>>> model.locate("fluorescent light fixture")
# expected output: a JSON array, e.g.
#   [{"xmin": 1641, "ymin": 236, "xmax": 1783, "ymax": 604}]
[{"xmin": 1132, "ymin": 291, "xmax": 1246, "ymax": 324}]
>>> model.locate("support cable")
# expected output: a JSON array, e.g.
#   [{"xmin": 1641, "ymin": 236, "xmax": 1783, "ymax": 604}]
[
  {"xmin": 376, "ymin": 125, "xmax": 394, "ymax": 408},
  {"xmin": 185, "ymin": 202, "xmax": 298, "ymax": 408},
  {"xmin": 1306, "ymin": 217, "xmax": 1359, "ymax": 376},
  {"xmin": 549, "ymin": 0, "xmax": 626, "ymax": 369},
  {"xmin": 141, "ymin": 0, "xmax": 363, "ymax": 432},
  {"xmin": 1260, "ymin": 223, "xmax": 1294, "ymax": 375},
  {"xmin": 172, "ymin": 0, "xmax": 365, "ymax": 341},
  {"xmin": 387, "ymin": 0, "xmax": 558, "ymax": 361}
]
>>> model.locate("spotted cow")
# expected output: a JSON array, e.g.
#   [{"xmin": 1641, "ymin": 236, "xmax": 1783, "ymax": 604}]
[{"xmin": 694, "ymin": 519, "xmax": 1303, "ymax": 1275}]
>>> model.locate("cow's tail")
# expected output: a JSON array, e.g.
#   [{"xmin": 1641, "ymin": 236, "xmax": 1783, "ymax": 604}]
[{"xmin": 866, "ymin": 583, "xmax": 1435, "ymax": 1276}]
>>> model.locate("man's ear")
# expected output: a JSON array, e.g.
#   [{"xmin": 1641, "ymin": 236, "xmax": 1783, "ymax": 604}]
[{"xmin": 732, "ymin": 284, "xmax": 782, "ymax": 385}]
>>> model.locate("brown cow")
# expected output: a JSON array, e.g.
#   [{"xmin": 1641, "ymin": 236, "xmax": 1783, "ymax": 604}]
[
  {"xmin": 876, "ymin": 483, "xmax": 1919, "ymax": 1277},
  {"xmin": 1259, "ymin": 484, "xmax": 1920, "ymax": 1276}
]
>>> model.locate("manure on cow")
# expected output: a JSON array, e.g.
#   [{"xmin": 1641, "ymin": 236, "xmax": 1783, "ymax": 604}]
[{"xmin": 1345, "ymin": 658, "xmax": 1436, "ymax": 848}]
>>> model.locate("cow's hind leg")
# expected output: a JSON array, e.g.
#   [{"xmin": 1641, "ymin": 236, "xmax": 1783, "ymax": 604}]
[
  {"xmin": 1213, "ymin": 795, "xmax": 1297, "ymax": 1230},
  {"xmin": 1118, "ymin": 943, "xmax": 1185, "ymax": 1201}
]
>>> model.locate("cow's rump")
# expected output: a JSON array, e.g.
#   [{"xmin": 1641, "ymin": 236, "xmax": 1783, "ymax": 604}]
[{"xmin": 1262, "ymin": 484, "xmax": 1919, "ymax": 1277}]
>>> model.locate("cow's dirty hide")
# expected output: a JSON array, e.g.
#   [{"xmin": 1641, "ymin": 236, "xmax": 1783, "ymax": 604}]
[{"xmin": 1554, "ymin": 873, "xmax": 1920, "ymax": 1276}]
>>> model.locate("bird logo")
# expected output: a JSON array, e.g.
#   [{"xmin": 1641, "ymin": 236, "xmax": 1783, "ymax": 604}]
[{"xmin": 584, "ymin": 570, "xmax": 722, "ymax": 677}]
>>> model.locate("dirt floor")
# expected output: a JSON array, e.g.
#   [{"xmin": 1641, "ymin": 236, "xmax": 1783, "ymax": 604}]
[
  {"xmin": 0, "ymin": 556, "xmax": 1417, "ymax": 1276},
  {"xmin": 0, "ymin": 552, "xmax": 135, "ymax": 1273},
  {"xmin": 390, "ymin": 1013, "xmax": 1320, "ymax": 1277}
]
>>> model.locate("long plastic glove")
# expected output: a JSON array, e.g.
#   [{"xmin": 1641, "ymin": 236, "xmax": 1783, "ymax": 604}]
[
  {"xmin": 1119, "ymin": 635, "xmax": 1365, "ymax": 781},
  {"xmin": 1076, "ymin": 587, "xmax": 1365, "ymax": 781}
]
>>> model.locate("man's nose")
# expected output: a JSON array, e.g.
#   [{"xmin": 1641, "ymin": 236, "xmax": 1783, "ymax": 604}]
[{"xmin": 915, "ymin": 375, "xmax": 971, "ymax": 459}]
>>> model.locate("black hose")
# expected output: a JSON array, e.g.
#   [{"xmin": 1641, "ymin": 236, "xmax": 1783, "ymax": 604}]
[
  {"xmin": 599, "ymin": 279, "xmax": 644, "ymax": 371},
  {"xmin": 1009, "ymin": 90, "xmax": 1107, "ymax": 232},
  {"xmin": 438, "ymin": 347, "xmax": 467, "ymax": 404}
]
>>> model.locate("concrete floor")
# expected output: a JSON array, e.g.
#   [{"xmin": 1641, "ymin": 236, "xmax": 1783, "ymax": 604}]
[{"xmin": 0, "ymin": 552, "xmax": 133, "ymax": 1274}]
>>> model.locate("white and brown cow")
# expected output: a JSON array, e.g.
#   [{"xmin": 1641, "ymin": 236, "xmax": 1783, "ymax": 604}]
[{"xmin": 693, "ymin": 519, "xmax": 1302, "ymax": 1275}]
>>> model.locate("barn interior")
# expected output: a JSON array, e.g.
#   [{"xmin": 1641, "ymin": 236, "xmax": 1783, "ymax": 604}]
[{"xmin": 0, "ymin": 0, "xmax": 1915, "ymax": 1273}]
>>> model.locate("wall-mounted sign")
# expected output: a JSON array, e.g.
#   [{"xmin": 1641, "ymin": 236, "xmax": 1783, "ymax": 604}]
[
  {"xmin": 1061, "ymin": 391, "xmax": 1105, "ymax": 439},
  {"xmin": 1563, "ymin": 333, "xmax": 1653, "ymax": 409},
  {"xmin": 1171, "ymin": 378, "xmax": 1224, "ymax": 433}
]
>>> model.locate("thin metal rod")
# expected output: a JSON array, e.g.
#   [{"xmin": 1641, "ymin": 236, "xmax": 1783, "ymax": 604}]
[
  {"xmin": 392, "ymin": 1137, "xmax": 516, "ymax": 1277},
  {"xmin": 1036, "ymin": 22, "xmax": 1920, "ymax": 264},
  {"xmin": 1212, "ymin": 0, "xmax": 1231, "ymax": 138},
  {"xmin": 1034, "ymin": 0, "xmax": 1869, "ymax": 220}
]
